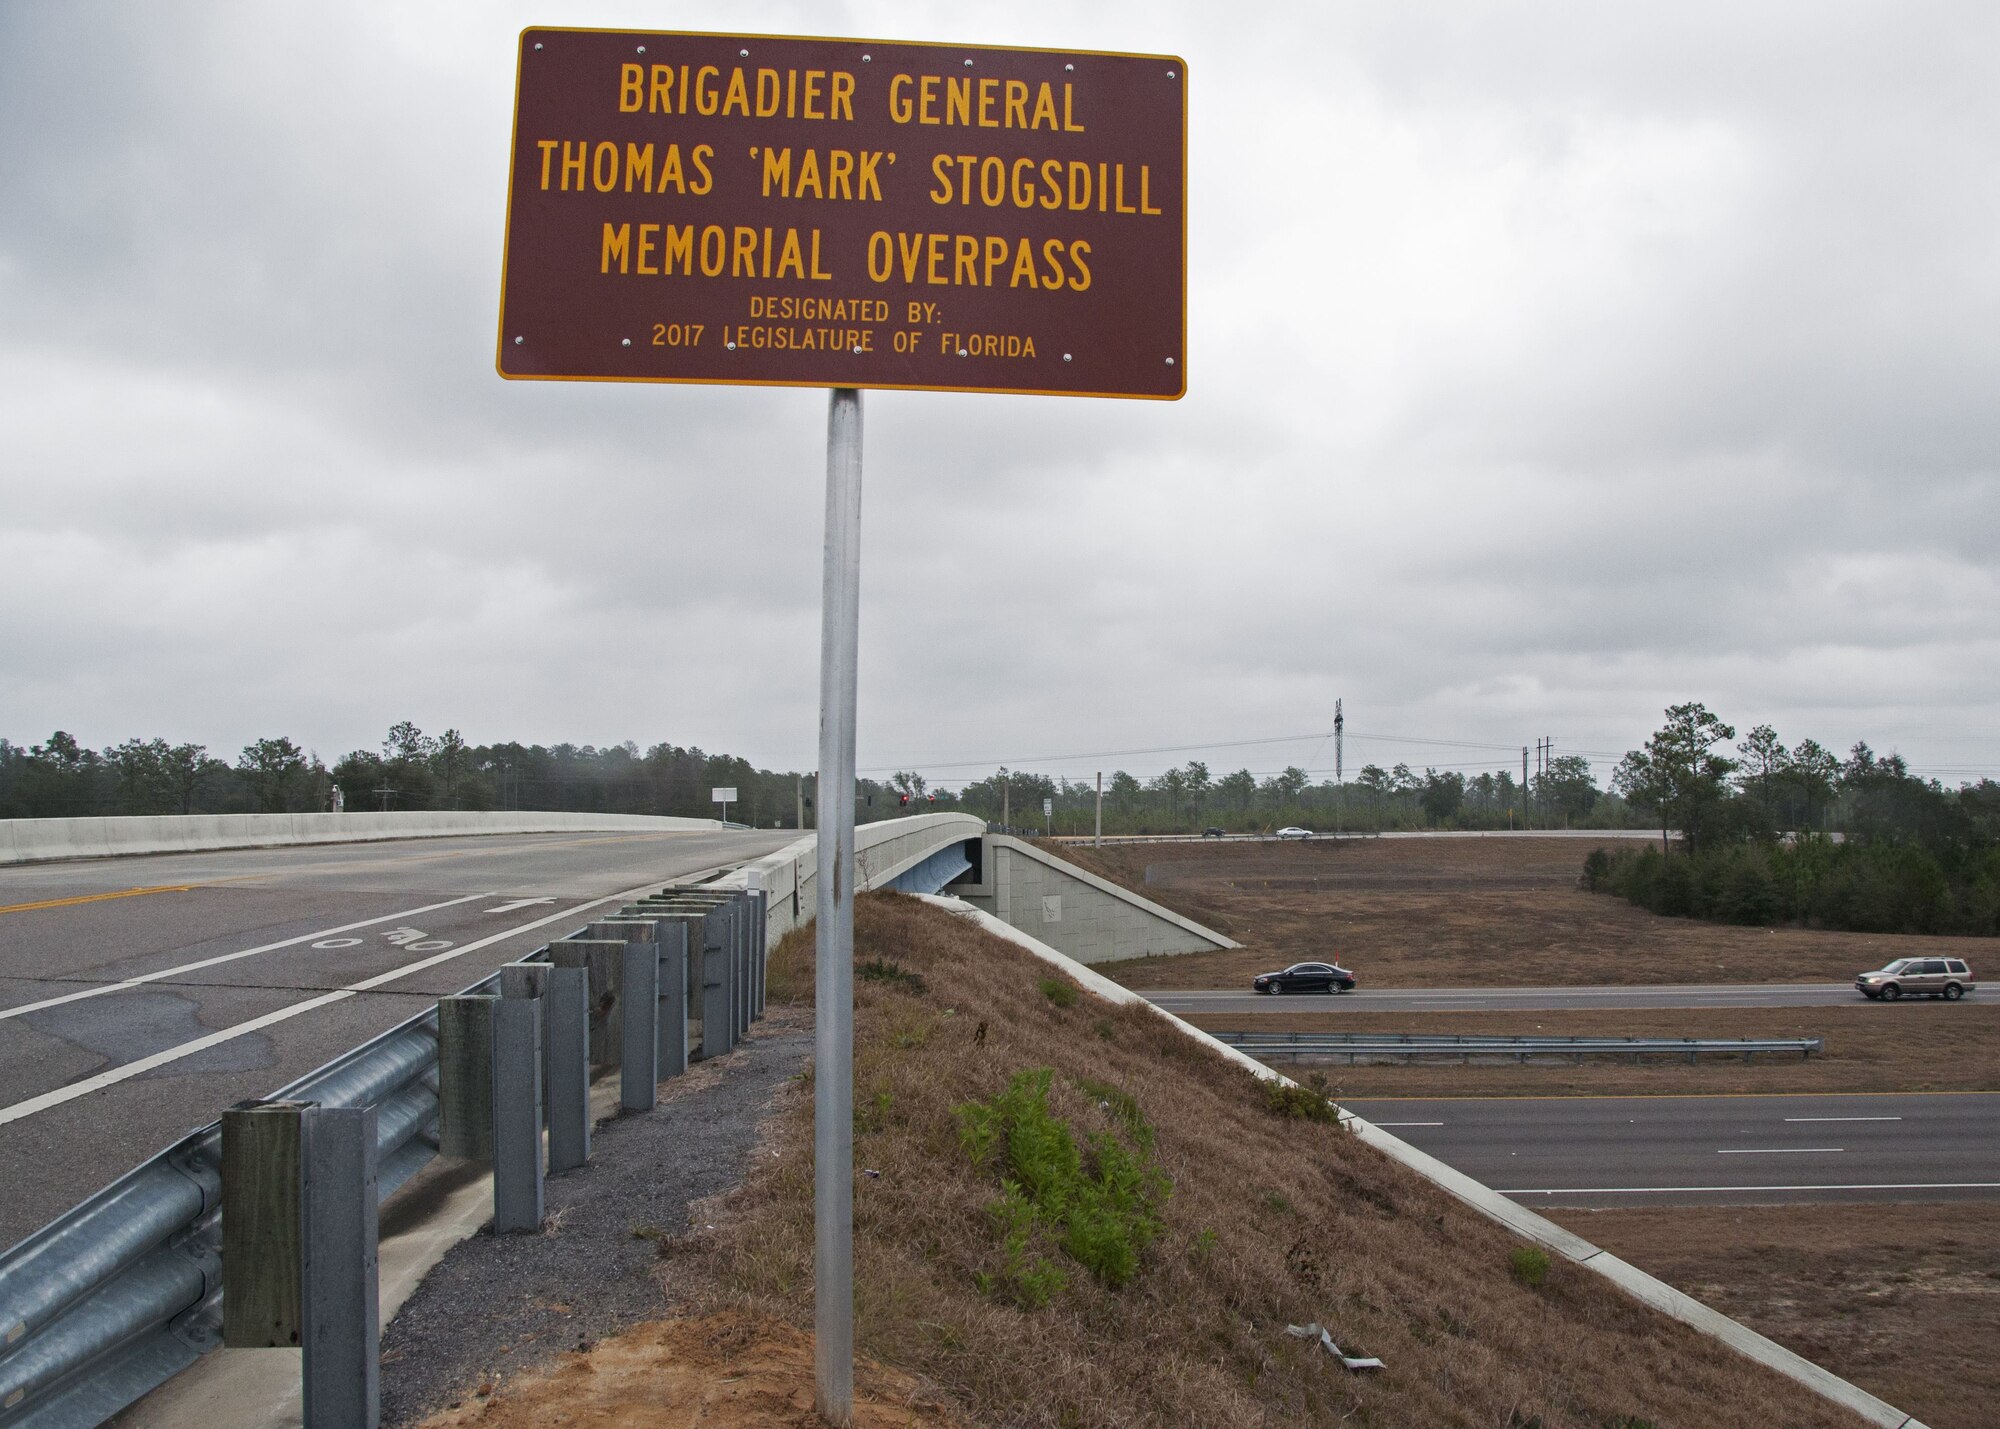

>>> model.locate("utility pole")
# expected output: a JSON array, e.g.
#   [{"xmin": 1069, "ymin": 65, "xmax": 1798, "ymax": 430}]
[
  {"xmin": 1521, "ymin": 747, "xmax": 1530, "ymax": 830},
  {"xmin": 1000, "ymin": 767, "xmax": 1009, "ymax": 833},
  {"xmin": 1334, "ymin": 698, "xmax": 1344, "ymax": 835},
  {"xmin": 796, "ymin": 774, "xmax": 804, "ymax": 832},
  {"xmin": 1094, "ymin": 770, "xmax": 1102, "ymax": 847}
]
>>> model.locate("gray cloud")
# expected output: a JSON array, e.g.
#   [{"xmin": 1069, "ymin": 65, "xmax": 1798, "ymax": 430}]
[{"xmin": 1, "ymin": 0, "xmax": 1995, "ymax": 788}]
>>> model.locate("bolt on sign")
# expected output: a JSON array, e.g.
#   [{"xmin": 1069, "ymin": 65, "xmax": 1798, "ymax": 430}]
[{"xmin": 497, "ymin": 29, "xmax": 1186, "ymax": 399}]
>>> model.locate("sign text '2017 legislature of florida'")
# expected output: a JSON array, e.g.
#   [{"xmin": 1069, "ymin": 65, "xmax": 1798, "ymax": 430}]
[{"xmin": 497, "ymin": 30, "xmax": 1186, "ymax": 399}]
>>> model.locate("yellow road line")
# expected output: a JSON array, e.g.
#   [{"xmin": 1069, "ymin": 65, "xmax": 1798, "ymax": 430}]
[{"xmin": 0, "ymin": 885, "xmax": 199, "ymax": 916}]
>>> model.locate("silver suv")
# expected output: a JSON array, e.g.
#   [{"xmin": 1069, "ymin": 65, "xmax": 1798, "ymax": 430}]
[{"xmin": 1856, "ymin": 957, "xmax": 1976, "ymax": 1001}]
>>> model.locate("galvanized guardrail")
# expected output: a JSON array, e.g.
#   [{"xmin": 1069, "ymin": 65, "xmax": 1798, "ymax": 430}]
[
  {"xmin": 0, "ymin": 882, "xmax": 764, "ymax": 1429},
  {"xmin": 1212, "ymin": 1031, "xmax": 1823, "ymax": 1064}
]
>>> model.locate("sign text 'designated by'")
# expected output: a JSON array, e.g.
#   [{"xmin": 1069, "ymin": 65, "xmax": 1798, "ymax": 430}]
[{"xmin": 498, "ymin": 29, "xmax": 1186, "ymax": 399}]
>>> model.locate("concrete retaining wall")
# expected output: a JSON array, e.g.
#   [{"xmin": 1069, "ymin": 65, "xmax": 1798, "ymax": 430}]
[
  {"xmin": 0, "ymin": 810, "xmax": 725, "ymax": 866},
  {"xmin": 948, "ymin": 835, "xmax": 1235, "ymax": 964}
]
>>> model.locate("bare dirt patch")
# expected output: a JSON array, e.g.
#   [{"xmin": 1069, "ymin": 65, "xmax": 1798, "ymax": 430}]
[
  {"xmin": 1181, "ymin": 1003, "xmax": 2000, "ymax": 1097},
  {"xmin": 1067, "ymin": 836, "xmax": 2000, "ymax": 989},
  {"xmin": 415, "ymin": 1307, "xmax": 964, "ymax": 1428},
  {"xmin": 1542, "ymin": 1203, "xmax": 2000, "ymax": 1429}
]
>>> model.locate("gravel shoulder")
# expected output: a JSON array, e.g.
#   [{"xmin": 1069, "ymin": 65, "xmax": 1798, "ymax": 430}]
[{"xmin": 378, "ymin": 1008, "xmax": 813, "ymax": 1427}]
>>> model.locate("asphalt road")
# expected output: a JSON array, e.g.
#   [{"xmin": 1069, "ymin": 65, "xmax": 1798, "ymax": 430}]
[
  {"xmin": 1340, "ymin": 1092, "xmax": 2000, "ymax": 1208},
  {"xmin": 1139, "ymin": 983, "xmax": 1877, "ymax": 1014},
  {"xmin": 0, "ymin": 828, "xmax": 791, "ymax": 1248}
]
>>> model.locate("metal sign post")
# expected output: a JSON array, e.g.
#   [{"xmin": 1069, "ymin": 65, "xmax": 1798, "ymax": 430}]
[{"xmin": 814, "ymin": 386, "xmax": 863, "ymax": 1425}]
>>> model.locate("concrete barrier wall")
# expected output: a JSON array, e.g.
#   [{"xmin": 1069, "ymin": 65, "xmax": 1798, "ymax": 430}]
[
  {"xmin": 719, "ymin": 812, "xmax": 987, "ymax": 947},
  {"xmin": 725, "ymin": 822, "xmax": 1235, "ymax": 967},
  {"xmin": 948, "ymin": 835, "xmax": 1235, "ymax": 964},
  {"xmin": 0, "ymin": 810, "xmax": 725, "ymax": 866}
]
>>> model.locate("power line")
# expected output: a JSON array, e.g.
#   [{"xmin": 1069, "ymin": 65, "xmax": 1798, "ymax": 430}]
[{"xmin": 858, "ymin": 724, "xmax": 1570, "ymax": 775}]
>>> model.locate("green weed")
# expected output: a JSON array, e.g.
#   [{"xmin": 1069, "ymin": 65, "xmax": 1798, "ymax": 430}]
[
  {"xmin": 859, "ymin": 957, "xmax": 928, "ymax": 995},
  {"xmin": 1509, "ymin": 1246, "xmax": 1553, "ymax": 1288},
  {"xmin": 954, "ymin": 1067, "xmax": 1171, "ymax": 1305},
  {"xmin": 1038, "ymin": 976, "xmax": 1079, "ymax": 1008}
]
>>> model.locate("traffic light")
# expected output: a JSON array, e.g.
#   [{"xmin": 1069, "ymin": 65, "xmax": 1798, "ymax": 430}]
[{"xmin": 898, "ymin": 793, "xmax": 910, "ymax": 806}]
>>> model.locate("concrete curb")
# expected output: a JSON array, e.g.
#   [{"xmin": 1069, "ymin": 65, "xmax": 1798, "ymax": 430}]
[
  {"xmin": 914, "ymin": 893, "xmax": 1928, "ymax": 1429},
  {"xmin": 0, "ymin": 811, "xmax": 724, "ymax": 866}
]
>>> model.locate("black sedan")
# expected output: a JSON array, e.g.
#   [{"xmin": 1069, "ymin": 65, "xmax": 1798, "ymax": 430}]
[{"xmin": 1252, "ymin": 961, "xmax": 1356, "ymax": 995}]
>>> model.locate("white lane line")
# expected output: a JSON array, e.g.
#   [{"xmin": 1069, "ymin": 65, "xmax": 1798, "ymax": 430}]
[
  {"xmin": 1784, "ymin": 1116, "xmax": 1901, "ymax": 1123},
  {"xmin": 1718, "ymin": 1147, "xmax": 1843, "ymax": 1155},
  {"xmin": 1371, "ymin": 1121, "xmax": 1444, "ymax": 1127},
  {"xmin": 0, "ymin": 893, "xmax": 488, "ymax": 1021},
  {"xmin": 0, "ymin": 895, "xmax": 617, "ymax": 1128},
  {"xmin": 1501, "ymin": 1182, "xmax": 2000, "ymax": 1196}
]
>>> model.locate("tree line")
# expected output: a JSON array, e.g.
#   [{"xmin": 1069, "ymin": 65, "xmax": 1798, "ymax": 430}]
[
  {"xmin": 1588, "ymin": 702, "xmax": 2000, "ymax": 935},
  {"xmin": 0, "ymin": 723, "xmax": 869, "ymax": 830},
  {"xmin": 913, "ymin": 754, "xmax": 1629, "ymax": 836}
]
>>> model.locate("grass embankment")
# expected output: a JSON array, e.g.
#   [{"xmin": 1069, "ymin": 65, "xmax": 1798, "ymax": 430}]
[
  {"xmin": 1067, "ymin": 836, "xmax": 2000, "ymax": 989},
  {"xmin": 1546, "ymin": 1204, "xmax": 2000, "ymax": 1429},
  {"xmin": 422, "ymin": 893, "xmax": 1873, "ymax": 1427},
  {"xmin": 439, "ymin": 893, "xmax": 1879, "ymax": 1428}
]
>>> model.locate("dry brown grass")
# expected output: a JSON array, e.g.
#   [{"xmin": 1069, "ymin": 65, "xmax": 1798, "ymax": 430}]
[
  {"xmin": 1064, "ymin": 836, "xmax": 2000, "ymax": 990},
  {"xmin": 1543, "ymin": 1204, "xmax": 2000, "ymax": 1429},
  {"xmin": 1182, "ymin": 1003, "xmax": 2000, "ymax": 1097},
  {"xmin": 675, "ymin": 892, "xmax": 1872, "ymax": 1428}
]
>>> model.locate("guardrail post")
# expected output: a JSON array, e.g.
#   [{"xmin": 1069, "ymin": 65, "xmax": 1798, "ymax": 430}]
[
  {"xmin": 222, "ymin": 1100, "xmax": 312, "ymax": 1348},
  {"xmin": 549, "ymin": 938, "xmax": 626, "ymax": 1068},
  {"xmin": 437, "ymin": 996, "xmax": 497, "ymax": 1162},
  {"xmin": 302, "ymin": 1105, "xmax": 380, "ymax": 1429},
  {"xmin": 744, "ymin": 877, "xmax": 766, "ymax": 1019},
  {"xmin": 620, "ymin": 939, "xmax": 660, "ymax": 1112},
  {"xmin": 657, "ymin": 919, "xmax": 690, "ymax": 1080},
  {"xmin": 731, "ymin": 895, "xmax": 750, "ymax": 1040},
  {"xmin": 702, "ymin": 926, "xmax": 732, "ymax": 1060},
  {"xmin": 546, "ymin": 966, "xmax": 591, "ymax": 1172},
  {"xmin": 492, "ymin": 998, "xmax": 543, "ymax": 1233},
  {"xmin": 750, "ymin": 887, "xmax": 768, "ymax": 1017},
  {"xmin": 500, "ymin": 962, "xmax": 552, "ymax": 1131}
]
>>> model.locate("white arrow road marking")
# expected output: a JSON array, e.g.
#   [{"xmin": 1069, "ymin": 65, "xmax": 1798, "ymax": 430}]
[
  {"xmin": 0, "ymin": 894, "xmax": 622, "ymax": 1128},
  {"xmin": 484, "ymin": 898, "xmax": 557, "ymax": 915},
  {"xmin": 0, "ymin": 893, "xmax": 487, "ymax": 1021}
]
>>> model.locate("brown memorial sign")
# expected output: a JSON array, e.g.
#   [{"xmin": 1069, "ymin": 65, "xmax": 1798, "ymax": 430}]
[{"xmin": 497, "ymin": 29, "xmax": 1186, "ymax": 399}]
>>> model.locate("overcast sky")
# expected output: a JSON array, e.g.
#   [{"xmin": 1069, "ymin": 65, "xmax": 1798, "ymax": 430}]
[{"xmin": 3, "ymin": 1, "xmax": 1995, "ymax": 791}]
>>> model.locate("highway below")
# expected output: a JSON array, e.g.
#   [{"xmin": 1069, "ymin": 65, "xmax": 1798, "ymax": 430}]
[
  {"xmin": 1341, "ymin": 1092, "xmax": 2000, "ymax": 1208},
  {"xmin": 1140, "ymin": 983, "xmax": 1876, "ymax": 1014},
  {"xmin": 0, "ymin": 827, "xmax": 792, "ymax": 1248}
]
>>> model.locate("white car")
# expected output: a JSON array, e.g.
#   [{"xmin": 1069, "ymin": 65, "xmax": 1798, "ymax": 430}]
[{"xmin": 1275, "ymin": 826, "xmax": 1313, "ymax": 840}]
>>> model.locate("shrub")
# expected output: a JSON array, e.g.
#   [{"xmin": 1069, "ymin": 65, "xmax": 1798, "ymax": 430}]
[
  {"xmin": 1260, "ymin": 1072, "xmax": 1341, "ymax": 1124},
  {"xmin": 1038, "ymin": 976, "xmax": 1079, "ymax": 1008},
  {"xmin": 954, "ymin": 1068, "xmax": 1171, "ymax": 1303},
  {"xmin": 1509, "ymin": 1246, "xmax": 1552, "ymax": 1288},
  {"xmin": 859, "ymin": 957, "xmax": 928, "ymax": 995}
]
